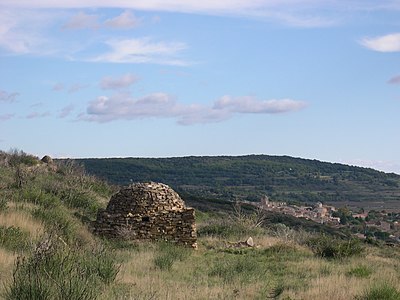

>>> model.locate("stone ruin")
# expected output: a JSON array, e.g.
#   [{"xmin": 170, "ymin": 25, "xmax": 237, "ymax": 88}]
[{"xmin": 93, "ymin": 182, "xmax": 197, "ymax": 248}]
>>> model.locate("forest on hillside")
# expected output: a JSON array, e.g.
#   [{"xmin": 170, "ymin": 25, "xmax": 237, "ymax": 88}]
[{"xmin": 74, "ymin": 155, "xmax": 400, "ymax": 204}]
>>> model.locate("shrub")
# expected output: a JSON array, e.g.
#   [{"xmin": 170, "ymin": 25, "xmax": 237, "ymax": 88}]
[
  {"xmin": 59, "ymin": 189, "xmax": 101, "ymax": 218},
  {"xmin": 356, "ymin": 283, "xmax": 400, "ymax": 300},
  {"xmin": 306, "ymin": 235, "xmax": 364, "ymax": 259},
  {"xmin": 0, "ymin": 226, "xmax": 30, "ymax": 252},
  {"xmin": 19, "ymin": 187, "xmax": 60, "ymax": 208},
  {"xmin": 0, "ymin": 197, "xmax": 8, "ymax": 211},
  {"xmin": 32, "ymin": 207, "xmax": 77, "ymax": 243},
  {"xmin": 8, "ymin": 149, "xmax": 38, "ymax": 167},
  {"xmin": 86, "ymin": 247, "xmax": 120, "ymax": 285},
  {"xmin": 4, "ymin": 242, "xmax": 119, "ymax": 300},
  {"xmin": 153, "ymin": 242, "xmax": 190, "ymax": 271},
  {"xmin": 346, "ymin": 265, "xmax": 372, "ymax": 278},
  {"xmin": 208, "ymin": 255, "xmax": 265, "ymax": 283}
]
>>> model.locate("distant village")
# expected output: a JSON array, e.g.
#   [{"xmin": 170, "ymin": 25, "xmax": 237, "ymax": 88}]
[{"xmin": 257, "ymin": 196, "xmax": 400, "ymax": 244}]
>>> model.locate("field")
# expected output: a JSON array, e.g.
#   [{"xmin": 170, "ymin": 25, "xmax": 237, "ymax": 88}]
[{"xmin": 1, "ymin": 151, "xmax": 400, "ymax": 299}]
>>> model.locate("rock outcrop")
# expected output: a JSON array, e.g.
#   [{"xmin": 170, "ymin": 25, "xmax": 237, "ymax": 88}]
[{"xmin": 93, "ymin": 182, "xmax": 197, "ymax": 248}]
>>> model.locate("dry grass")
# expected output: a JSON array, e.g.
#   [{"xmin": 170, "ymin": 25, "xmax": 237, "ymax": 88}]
[
  {"xmin": 0, "ymin": 248, "xmax": 17, "ymax": 296},
  {"xmin": 0, "ymin": 209, "xmax": 44, "ymax": 239},
  {"xmin": 98, "ymin": 233, "xmax": 400, "ymax": 300},
  {"xmin": 6, "ymin": 201, "xmax": 38, "ymax": 211},
  {"xmin": 284, "ymin": 274, "xmax": 366, "ymax": 300},
  {"xmin": 281, "ymin": 246, "xmax": 400, "ymax": 299}
]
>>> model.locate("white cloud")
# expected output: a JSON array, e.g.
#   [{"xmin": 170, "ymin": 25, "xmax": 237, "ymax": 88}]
[
  {"xmin": 59, "ymin": 104, "xmax": 75, "ymax": 118},
  {"xmin": 2, "ymin": 1, "xmax": 397, "ymax": 28},
  {"xmin": 63, "ymin": 11, "xmax": 99, "ymax": 30},
  {"xmin": 52, "ymin": 82, "xmax": 88, "ymax": 93},
  {"xmin": 0, "ymin": 113, "xmax": 14, "ymax": 121},
  {"xmin": 68, "ymin": 83, "xmax": 89, "ymax": 93},
  {"xmin": 84, "ymin": 93, "xmax": 182, "ymax": 122},
  {"xmin": 82, "ymin": 92, "xmax": 307, "ymax": 124},
  {"xmin": 360, "ymin": 33, "xmax": 400, "ymax": 52},
  {"xmin": 52, "ymin": 83, "xmax": 64, "ymax": 91},
  {"xmin": 30, "ymin": 102, "xmax": 44, "ymax": 108},
  {"xmin": 104, "ymin": 10, "xmax": 141, "ymax": 29},
  {"xmin": 0, "ymin": 10, "xmax": 39, "ymax": 54},
  {"xmin": 0, "ymin": 90, "xmax": 19, "ymax": 102},
  {"xmin": 0, "ymin": 1, "xmax": 308, "ymax": 12},
  {"xmin": 26, "ymin": 111, "xmax": 51, "ymax": 119},
  {"xmin": 0, "ymin": 9, "xmax": 60, "ymax": 55},
  {"xmin": 213, "ymin": 96, "xmax": 307, "ymax": 114},
  {"xmin": 89, "ymin": 38, "xmax": 189, "ymax": 65},
  {"xmin": 100, "ymin": 73, "xmax": 138, "ymax": 90},
  {"xmin": 388, "ymin": 75, "xmax": 400, "ymax": 85}
]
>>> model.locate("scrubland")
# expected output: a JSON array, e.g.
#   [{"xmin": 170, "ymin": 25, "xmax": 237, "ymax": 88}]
[{"xmin": 1, "ymin": 150, "xmax": 400, "ymax": 299}]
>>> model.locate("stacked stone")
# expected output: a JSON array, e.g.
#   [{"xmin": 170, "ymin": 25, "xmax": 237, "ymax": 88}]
[{"xmin": 93, "ymin": 182, "xmax": 197, "ymax": 248}]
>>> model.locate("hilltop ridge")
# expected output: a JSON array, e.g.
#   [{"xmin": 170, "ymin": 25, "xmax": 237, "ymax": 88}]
[{"xmin": 74, "ymin": 155, "xmax": 400, "ymax": 207}]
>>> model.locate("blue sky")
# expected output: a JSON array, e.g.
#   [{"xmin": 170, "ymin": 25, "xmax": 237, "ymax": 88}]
[{"xmin": 1, "ymin": 1, "xmax": 400, "ymax": 173}]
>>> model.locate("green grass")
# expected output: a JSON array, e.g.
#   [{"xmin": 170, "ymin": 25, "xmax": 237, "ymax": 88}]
[
  {"xmin": 0, "ymin": 226, "xmax": 30, "ymax": 252},
  {"xmin": 306, "ymin": 235, "xmax": 364, "ymax": 259},
  {"xmin": 346, "ymin": 265, "xmax": 373, "ymax": 278},
  {"xmin": 4, "ymin": 243, "xmax": 119, "ymax": 300},
  {"xmin": 2, "ymin": 150, "xmax": 400, "ymax": 300},
  {"xmin": 356, "ymin": 283, "xmax": 400, "ymax": 300},
  {"xmin": 153, "ymin": 242, "xmax": 191, "ymax": 271}
]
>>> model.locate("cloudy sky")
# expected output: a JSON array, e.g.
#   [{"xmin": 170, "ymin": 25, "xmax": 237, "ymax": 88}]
[{"xmin": 1, "ymin": 1, "xmax": 400, "ymax": 173}]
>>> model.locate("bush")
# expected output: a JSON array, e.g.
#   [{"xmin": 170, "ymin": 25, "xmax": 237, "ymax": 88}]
[
  {"xmin": 32, "ymin": 207, "xmax": 77, "ymax": 243},
  {"xmin": 8, "ymin": 149, "xmax": 38, "ymax": 167},
  {"xmin": 208, "ymin": 255, "xmax": 266, "ymax": 283},
  {"xmin": 59, "ymin": 189, "xmax": 101, "ymax": 218},
  {"xmin": 356, "ymin": 283, "xmax": 400, "ymax": 300},
  {"xmin": 20, "ymin": 187, "xmax": 60, "ymax": 208},
  {"xmin": 153, "ymin": 242, "xmax": 190, "ymax": 271},
  {"xmin": 4, "ymin": 242, "xmax": 119, "ymax": 300},
  {"xmin": 0, "ymin": 226, "xmax": 30, "ymax": 252},
  {"xmin": 0, "ymin": 197, "xmax": 8, "ymax": 211},
  {"xmin": 346, "ymin": 265, "xmax": 372, "ymax": 278},
  {"xmin": 306, "ymin": 235, "xmax": 364, "ymax": 259}
]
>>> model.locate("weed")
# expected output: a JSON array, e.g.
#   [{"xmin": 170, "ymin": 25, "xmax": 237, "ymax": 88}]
[
  {"xmin": 59, "ymin": 189, "xmax": 100, "ymax": 218},
  {"xmin": 319, "ymin": 265, "xmax": 332, "ymax": 276},
  {"xmin": 346, "ymin": 265, "xmax": 372, "ymax": 278},
  {"xmin": 0, "ymin": 226, "xmax": 30, "ymax": 252},
  {"xmin": 356, "ymin": 282, "xmax": 400, "ymax": 300},
  {"xmin": 0, "ymin": 198, "xmax": 8, "ymax": 211},
  {"xmin": 153, "ymin": 242, "xmax": 190, "ymax": 271},
  {"xmin": 306, "ymin": 235, "xmax": 364, "ymax": 259},
  {"xmin": 19, "ymin": 187, "xmax": 59, "ymax": 208},
  {"xmin": 32, "ymin": 207, "xmax": 77, "ymax": 243},
  {"xmin": 4, "ymin": 241, "xmax": 119, "ymax": 300},
  {"xmin": 209, "ymin": 254, "xmax": 266, "ymax": 283}
]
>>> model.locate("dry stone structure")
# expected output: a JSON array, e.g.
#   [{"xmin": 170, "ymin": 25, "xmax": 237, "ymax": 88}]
[{"xmin": 93, "ymin": 182, "xmax": 197, "ymax": 248}]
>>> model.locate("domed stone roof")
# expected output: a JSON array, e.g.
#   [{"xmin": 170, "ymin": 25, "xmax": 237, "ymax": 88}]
[
  {"xmin": 41, "ymin": 155, "xmax": 53, "ymax": 164},
  {"xmin": 105, "ymin": 182, "xmax": 186, "ymax": 215}
]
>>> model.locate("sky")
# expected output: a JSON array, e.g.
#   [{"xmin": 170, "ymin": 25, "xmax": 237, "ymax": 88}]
[{"xmin": 1, "ymin": 1, "xmax": 400, "ymax": 174}]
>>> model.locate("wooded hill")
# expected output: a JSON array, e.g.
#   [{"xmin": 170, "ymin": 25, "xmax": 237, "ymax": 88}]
[{"xmin": 74, "ymin": 155, "xmax": 400, "ymax": 205}]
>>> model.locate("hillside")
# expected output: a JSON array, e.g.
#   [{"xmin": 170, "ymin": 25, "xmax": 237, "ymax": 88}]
[
  {"xmin": 75, "ymin": 155, "xmax": 400, "ymax": 206},
  {"xmin": 2, "ymin": 150, "xmax": 400, "ymax": 299}
]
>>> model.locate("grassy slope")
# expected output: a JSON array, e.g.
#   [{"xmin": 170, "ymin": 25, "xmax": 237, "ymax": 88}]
[
  {"xmin": 1, "ymin": 151, "xmax": 400, "ymax": 299},
  {"xmin": 75, "ymin": 155, "xmax": 400, "ymax": 205}
]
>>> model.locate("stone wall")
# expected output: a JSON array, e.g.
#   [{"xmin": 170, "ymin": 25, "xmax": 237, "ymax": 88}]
[{"xmin": 93, "ymin": 182, "xmax": 197, "ymax": 248}]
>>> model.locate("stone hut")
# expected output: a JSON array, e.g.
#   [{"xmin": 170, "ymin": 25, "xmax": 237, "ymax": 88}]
[
  {"xmin": 93, "ymin": 182, "xmax": 197, "ymax": 248},
  {"xmin": 41, "ymin": 155, "xmax": 53, "ymax": 164}
]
